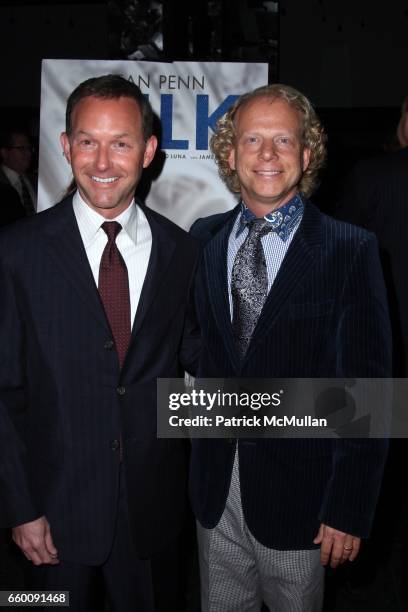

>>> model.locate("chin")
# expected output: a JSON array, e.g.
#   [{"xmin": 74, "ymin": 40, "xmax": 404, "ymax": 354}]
[
  {"xmin": 91, "ymin": 194, "xmax": 119, "ymax": 207},
  {"xmin": 94, "ymin": 199, "xmax": 116, "ymax": 206}
]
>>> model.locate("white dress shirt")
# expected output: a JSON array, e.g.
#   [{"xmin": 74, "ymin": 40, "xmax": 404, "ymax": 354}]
[{"xmin": 73, "ymin": 191, "xmax": 152, "ymax": 327}]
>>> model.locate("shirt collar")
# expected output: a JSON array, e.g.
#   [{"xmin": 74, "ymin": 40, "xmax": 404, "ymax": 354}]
[
  {"xmin": 236, "ymin": 193, "xmax": 304, "ymax": 242},
  {"xmin": 73, "ymin": 191, "xmax": 138, "ymax": 250}
]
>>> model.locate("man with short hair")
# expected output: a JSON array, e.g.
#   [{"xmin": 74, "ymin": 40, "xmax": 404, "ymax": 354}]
[
  {"xmin": 0, "ymin": 75, "xmax": 199, "ymax": 611},
  {"xmin": 190, "ymin": 84, "xmax": 391, "ymax": 611},
  {"xmin": 0, "ymin": 127, "xmax": 36, "ymax": 221}
]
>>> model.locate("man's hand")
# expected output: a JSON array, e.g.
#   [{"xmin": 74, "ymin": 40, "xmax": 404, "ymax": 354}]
[
  {"xmin": 313, "ymin": 522, "xmax": 361, "ymax": 568},
  {"xmin": 12, "ymin": 516, "xmax": 59, "ymax": 566}
]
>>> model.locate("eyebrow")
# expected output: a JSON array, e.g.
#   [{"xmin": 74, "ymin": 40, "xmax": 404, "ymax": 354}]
[
  {"xmin": 74, "ymin": 131, "xmax": 92, "ymax": 138},
  {"xmin": 74, "ymin": 130, "xmax": 132, "ymax": 138},
  {"xmin": 240, "ymin": 130, "xmax": 294, "ymax": 137}
]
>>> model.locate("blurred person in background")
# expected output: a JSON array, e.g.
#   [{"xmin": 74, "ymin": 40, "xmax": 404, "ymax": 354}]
[{"xmin": 0, "ymin": 127, "xmax": 37, "ymax": 222}]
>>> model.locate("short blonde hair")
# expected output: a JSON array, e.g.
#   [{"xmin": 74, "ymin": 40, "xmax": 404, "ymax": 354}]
[{"xmin": 210, "ymin": 84, "xmax": 327, "ymax": 198}]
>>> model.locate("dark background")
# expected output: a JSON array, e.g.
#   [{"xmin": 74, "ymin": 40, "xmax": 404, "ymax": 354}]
[
  {"xmin": 0, "ymin": 0, "xmax": 405, "ymax": 214},
  {"xmin": 0, "ymin": 2, "xmax": 406, "ymax": 610}
]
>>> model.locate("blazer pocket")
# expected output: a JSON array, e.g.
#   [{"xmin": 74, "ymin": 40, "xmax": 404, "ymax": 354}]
[{"xmin": 289, "ymin": 299, "xmax": 334, "ymax": 319}]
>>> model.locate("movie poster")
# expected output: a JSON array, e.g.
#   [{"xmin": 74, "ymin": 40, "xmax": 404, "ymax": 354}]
[{"xmin": 39, "ymin": 60, "xmax": 268, "ymax": 228}]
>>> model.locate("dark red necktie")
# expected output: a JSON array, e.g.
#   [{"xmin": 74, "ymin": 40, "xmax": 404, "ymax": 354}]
[{"xmin": 98, "ymin": 221, "xmax": 131, "ymax": 368}]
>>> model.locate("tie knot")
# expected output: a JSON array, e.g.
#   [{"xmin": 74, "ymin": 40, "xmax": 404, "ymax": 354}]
[
  {"xmin": 101, "ymin": 221, "xmax": 122, "ymax": 242},
  {"xmin": 248, "ymin": 218, "xmax": 272, "ymax": 239}
]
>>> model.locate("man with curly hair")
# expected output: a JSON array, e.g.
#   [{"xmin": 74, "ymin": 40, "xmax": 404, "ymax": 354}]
[{"xmin": 189, "ymin": 84, "xmax": 391, "ymax": 611}]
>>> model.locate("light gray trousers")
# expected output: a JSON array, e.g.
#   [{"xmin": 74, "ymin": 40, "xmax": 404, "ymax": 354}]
[{"xmin": 197, "ymin": 452, "xmax": 324, "ymax": 612}]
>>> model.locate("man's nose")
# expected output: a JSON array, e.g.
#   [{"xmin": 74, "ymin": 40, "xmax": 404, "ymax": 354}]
[
  {"xmin": 259, "ymin": 140, "xmax": 278, "ymax": 160},
  {"xmin": 95, "ymin": 145, "xmax": 110, "ymax": 170}
]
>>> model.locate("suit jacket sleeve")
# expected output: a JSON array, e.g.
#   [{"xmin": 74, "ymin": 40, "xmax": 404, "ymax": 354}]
[
  {"xmin": 0, "ymin": 246, "xmax": 41, "ymax": 527},
  {"xmin": 178, "ymin": 247, "xmax": 201, "ymax": 376},
  {"xmin": 318, "ymin": 233, "xmax": 391, "ymax": 537}
]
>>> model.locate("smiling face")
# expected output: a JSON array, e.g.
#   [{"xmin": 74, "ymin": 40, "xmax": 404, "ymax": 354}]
[
  {"xmin": 228, "ymin": 96, "xmax": 311, "ymax": 217},
  {"xmin": 60, "ymin": 96, "xmax": 157, "ymax": 219}
]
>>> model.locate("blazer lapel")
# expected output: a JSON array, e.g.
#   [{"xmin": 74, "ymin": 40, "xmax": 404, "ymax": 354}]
[
  {"xmin": 44, "ymin": 198, "xmax": 109, "ymax": 331},
  {"xmin": 245, "ymin": 201, "xmax": 323, "ymax": 361},
  {"xmin": 129, "ymin": 204, "xmax": 175, "ymax": 343},
  {"xmin": 203, "ymin": 207, "xmax": 240, "ymax": 371}
]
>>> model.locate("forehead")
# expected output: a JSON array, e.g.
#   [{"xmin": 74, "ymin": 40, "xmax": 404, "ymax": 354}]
[
  {"xmin": 234, "ymin": 96, "xmax": 303, "ymax": 135},
  {"xmin": 70, "ymin": 95, "xmax": 142, "ymax": 130}
]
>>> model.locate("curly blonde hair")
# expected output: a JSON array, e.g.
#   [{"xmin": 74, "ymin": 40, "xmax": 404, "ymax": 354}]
[{"xmin": 210, "ymin": 84, "xmax": 327, "ymax": 198}]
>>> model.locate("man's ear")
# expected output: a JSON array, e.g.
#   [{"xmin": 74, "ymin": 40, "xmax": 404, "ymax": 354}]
[
  {"xmin": 228, "ymin": 146, "xmax": 236, "ymax": 171},
  {"xmin": 60, "ymin": 133, "xmax": 71, "ymax": 164},
  {"xmin": 143, "ymin": 135, "xmax": 158, "ymax": 169},
  {"xmin": 302, "ymin": 147, "xmax": 311, "ymax": 172}
]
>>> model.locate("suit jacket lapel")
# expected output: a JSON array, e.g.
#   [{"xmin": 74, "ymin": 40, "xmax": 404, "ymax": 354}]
[
  {"xmin": 203, "ymin": 207, "xmax": 240, "ymax": 370},
  {"xmin": 245, "ymin": 201, "xmax": 323, "ymax": 362},
  {"xmin": 129, "ymin": 203, "xmax": 175, "ymax": 343},
  {"xmin": 44, "ymin": 197, "xmax": 109, "ymax": 332},
  {"xmin": 45, "ymin": 198, "xmax": 177, "ymax": 359}
]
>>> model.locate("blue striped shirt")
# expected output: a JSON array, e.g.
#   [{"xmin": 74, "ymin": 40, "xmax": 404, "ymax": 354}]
[{"xmin": 227, "ymin": 195, "xmax": 304, "ymax": 318}]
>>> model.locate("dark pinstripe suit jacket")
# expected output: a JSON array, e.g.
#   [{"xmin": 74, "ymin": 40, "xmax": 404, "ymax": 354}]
[
  {"xmin": 0, "ymin": 195, "xmax": 199, "ymax": 563},
  {"xmin": 190, "ymin": 200, "xmax": 391, "ymax": 550}
]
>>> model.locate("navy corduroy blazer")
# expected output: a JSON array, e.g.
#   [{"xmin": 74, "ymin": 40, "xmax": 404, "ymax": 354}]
[{"xmin": 190, "ymin": 200, "xmax": 391, "ymax": 550}]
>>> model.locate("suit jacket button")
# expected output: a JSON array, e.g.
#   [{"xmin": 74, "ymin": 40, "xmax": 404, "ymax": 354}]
[
  {"xmin": 116, "ymin": 386, "xmax": 126, "ymax": 396},
  {"xmin": 104, "ymin": 340, "xmax": 114, "ymax": 350},
  {"xmin": 111, "ymin": 439, "xmax": 120, "ymax": 451}
]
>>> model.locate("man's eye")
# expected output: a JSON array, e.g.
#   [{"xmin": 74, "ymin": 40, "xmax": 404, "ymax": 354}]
[
  {"xmin": 79, "ymin": 140, "xmax": 93, "ymax": 147},
  {"xmin": 246, "ymin": 136, "xmax": 259, "ymax": 144},
  {"xmin": 114, "ymin": 141, "xmax": 130, "ymax": 150},
  {"xmin": 276, "ymin": 137, "xmax": 290, "ymax": 145}
]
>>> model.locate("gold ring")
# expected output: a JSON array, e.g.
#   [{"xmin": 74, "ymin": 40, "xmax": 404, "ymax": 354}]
[{"xmin": 343, "ymin": 546, "xmax": 352, "ymax": 551}]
